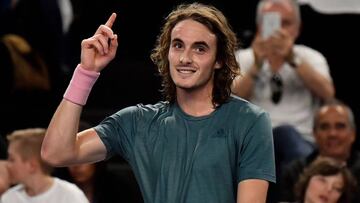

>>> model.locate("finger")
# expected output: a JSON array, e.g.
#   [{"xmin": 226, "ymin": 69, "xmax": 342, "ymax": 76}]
[
  {"xmin": 95, "ymin": 25, "xmax": 114, "ymax": 39},
  {"xmin": 109, "ymin": 34, "xmax": 118, "ymax": 54},
  {"xmin": 105, "ymin": 13, "xmax": 117, "ymax": 28},
  {"xmin": 94, "ymin": 34, "xmax": 109, "ymax": 54},
  {"xmin": 83, "ymin": 37, "xmax": 105, "ymax": 55}
]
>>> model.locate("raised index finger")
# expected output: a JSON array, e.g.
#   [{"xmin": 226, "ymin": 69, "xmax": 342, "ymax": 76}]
[{"xmin": 105, "ymin": 13, "xmax": 117, "ymax": 28}]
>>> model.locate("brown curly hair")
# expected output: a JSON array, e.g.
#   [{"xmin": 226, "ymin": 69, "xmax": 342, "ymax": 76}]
[
  {"xmin": 295, "ymin": 157, "xmax": 357, "ymax": 203},
  {"xmin": 150, "ymin": 3, "xmax": 240, "ymax": 107}
]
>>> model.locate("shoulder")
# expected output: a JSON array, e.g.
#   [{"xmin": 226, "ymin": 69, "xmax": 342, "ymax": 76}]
[
  {"xmin": 294, "ymin": 44, "xmax": 326, "ymax": 59},
  {"xmin": 222, "ymin": 96, "xmax": 271, "ymax": 128},
  {"xmin": 1, "ymin": 184, "xmax": 24, "ymax": 201},
  {"xmin": 226, "ymin": 95, "xmax": 268, "ymax": 117},
  {"xmin": 115, "ymin": 101, "xmax": 169, "ymax": 116},
  {"xmin": 52, "ymin": 178, "xmax": 88, "ymax": 202},
  {"xmin": 235, "ymin": 48, "xmax": 255, "ymax": 72},
  {"xmin": 235, "ymin": 47, "xmax": 253, "ymax": 59},
  {"xmin": 53, "ymin": 178, "xmax": 82, "ymax": 193}
]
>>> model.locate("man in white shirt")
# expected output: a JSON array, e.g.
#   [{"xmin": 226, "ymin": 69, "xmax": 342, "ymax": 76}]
[{"xmin": 231, "ymin": 0, "xmax": 335, "ymax": 194}]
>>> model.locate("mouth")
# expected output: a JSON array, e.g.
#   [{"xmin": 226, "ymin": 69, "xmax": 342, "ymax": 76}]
[
  {"xmin": 319, "ymin": 194, "xmax": 329, "ymax": 203},
  {"xmin": 176, "ymin": 66, "xmax": 197, "ymax": 74}
]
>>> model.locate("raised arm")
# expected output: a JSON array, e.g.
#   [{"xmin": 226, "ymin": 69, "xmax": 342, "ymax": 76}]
[{"xmin": 41, "ymin": 13, "xmax": 118, "ymax": 166}]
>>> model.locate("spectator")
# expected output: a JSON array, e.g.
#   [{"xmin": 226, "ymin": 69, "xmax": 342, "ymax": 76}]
[
  {"xmin": 280, "ymin": 100, "xmax": 360, "ymax": 203},
  {"xmin": 1, "ymin": 128, "xmax": 89, "ymax": 203},
  {"xmin": 294, "ymin": 157, "xmax": 356, "ymax": 203}
]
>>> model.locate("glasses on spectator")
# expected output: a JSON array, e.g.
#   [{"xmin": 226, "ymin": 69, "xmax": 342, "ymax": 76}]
[{"xmin": 270, "ymin": 73, "xmax": 283, "ymax": 104}]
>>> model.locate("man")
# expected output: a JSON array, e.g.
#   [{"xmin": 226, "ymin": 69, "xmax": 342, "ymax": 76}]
[
  {"xmin": 232, "ymin": 0, "xmax": 335, "ymax": 174},
  {"xmin": 41, "ymin": 3, "xmax": 275, "ymax": 203},
  {"xmin": 279, "ymin": 100, "xmax": 360, "ymax": 203},
  {"xmin": 1, "ymin": 128, "xmax": 89, "ymax": 203}
]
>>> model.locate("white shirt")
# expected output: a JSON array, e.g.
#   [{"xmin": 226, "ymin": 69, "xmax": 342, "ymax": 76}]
[
  {"xmin": 235, "ymin": 44, "xmax": 332, "ymax": 142},
  {"xmin": 0, "ymin": 178, "xmax": 89, "ymax": 203}
]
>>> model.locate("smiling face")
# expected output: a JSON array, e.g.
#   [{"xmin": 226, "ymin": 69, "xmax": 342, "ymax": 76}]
[
  {"xmin": 168, "ymin": 19, "xmax": 221, "ymax": 94},
  {"xmin": 314, "ymin": 105, "xmax": 356, "ymax": 161},
  {"xmin": 304, "ymin": 173, "xmax": 344, "ymax": 203}
]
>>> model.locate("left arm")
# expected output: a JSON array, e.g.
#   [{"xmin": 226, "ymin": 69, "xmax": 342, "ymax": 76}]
[
  {"xmin": 237, "ymin": 179, "xmax": 269, "ymax": 203},
  {"xmin": 269, "ymin": 29, "xmax": 334, "ymax": 100},
  {"xmin": 291, "ymin": 57, "xmax": 335, "ymax": 100}
]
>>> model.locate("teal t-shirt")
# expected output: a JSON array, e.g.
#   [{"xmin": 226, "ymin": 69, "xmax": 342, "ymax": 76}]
[{"xmin": 95, "ymin": 96, "xmax": 275, "ymax": 203}]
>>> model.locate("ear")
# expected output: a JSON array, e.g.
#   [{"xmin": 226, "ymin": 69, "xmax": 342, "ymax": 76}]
[
  {"xmin": 214, "ymin": 61, "xmax": 222, "ymax": 69},
  {"xmin": 27, "ymin": 157, "xmax": 39, "ymax": 173}
]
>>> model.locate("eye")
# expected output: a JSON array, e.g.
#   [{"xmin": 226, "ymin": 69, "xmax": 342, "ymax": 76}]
[
  {"xmin": 335, "ymin": 122, "xmax": 347, "ymax": 130},
  {"xmin": 194, "ymin": 45, "xmax": 207, "ymax": 53},
  {"xmin": 333, "ymin": 187, "xmax": 343, "ymax": 193},
  {"xmin": 318, "ymin": 123, "xmax": 330, "ymax": 131},
  {"xmin": 172, "ymin": 41, "xmax": 183, "ymax": 49}
]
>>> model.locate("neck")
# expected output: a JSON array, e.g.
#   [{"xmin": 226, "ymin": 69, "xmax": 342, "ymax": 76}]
[
  {"xmin": 176, "ymin": 86, "xmax": 215, "ymax": 117},
  {"xmin": 24, "ymin": 174, "xmax": 53, "ymax": 196}
]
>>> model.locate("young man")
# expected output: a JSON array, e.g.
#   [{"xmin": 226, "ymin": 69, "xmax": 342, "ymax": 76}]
[
  {"xmin": 1, "ymin": 128, "xmax": 89, "ymax": 203},
  {"xmin": 41, "ymin": 3, "xmax": 275, "ymax": 203}
]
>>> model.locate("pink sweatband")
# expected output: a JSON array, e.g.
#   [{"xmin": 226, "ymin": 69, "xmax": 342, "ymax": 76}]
[{"xmin": 63, "ymin": 64, "xmax": 100, "ymax": 106}]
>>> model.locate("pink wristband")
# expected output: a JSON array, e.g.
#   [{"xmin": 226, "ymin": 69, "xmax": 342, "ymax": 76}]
[{"xmin": 63, "ymin": 64, "xmax": 100, "ymax": 106}]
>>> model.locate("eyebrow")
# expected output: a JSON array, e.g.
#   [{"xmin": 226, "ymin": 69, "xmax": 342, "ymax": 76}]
[{"xmin": 171, "ymin": 38, "xmax": 210, "ymax": 49}]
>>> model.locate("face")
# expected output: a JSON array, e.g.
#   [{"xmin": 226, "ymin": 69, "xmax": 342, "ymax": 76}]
[
  {"xmin": 261, "ymin": 0, "xmax": 300, "ymax": 39},
  {"xmin": 168, "ymin": 19, "xmax": 221, "ymax": 93},
  {"xmin": 7, "ymin": 142, "xmax": 31, "ymax": 184},
  {"xmin": 68, "ymin": 163, "xmax": 96, "ymax": 184},
  {"xmin": 304, "ymin": 173, "xmax": 344, "ymax": 203},
  {"xmin": 314, "ymin": 105, "xmax": 355, "ymax": 160}
]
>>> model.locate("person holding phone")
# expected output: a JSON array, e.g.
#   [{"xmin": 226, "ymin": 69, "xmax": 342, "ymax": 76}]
[{"xmin": 231, "ymin": 0, "xmax": 335, "ymax": 198}]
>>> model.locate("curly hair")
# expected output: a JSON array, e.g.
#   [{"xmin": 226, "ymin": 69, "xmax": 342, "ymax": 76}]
[
  {"xmin": 295, "ymin": 157, "xmax": 357, "ymax": 203},
  {"xmin": 150, "ymin": 3, "xmax": 240, "ymax": 107}
]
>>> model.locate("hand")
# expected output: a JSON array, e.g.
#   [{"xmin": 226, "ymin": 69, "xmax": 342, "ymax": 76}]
[
  {"xmin": 80, "ymin": 13, "xmax": 118, "ymax": 72},
  {"xmin": 267, "ymin": 29, "xmax": 294, "ymax": 61},
  {"xmin": 252, "ymin": 33, "xmax": 268, "ymax": 65}
]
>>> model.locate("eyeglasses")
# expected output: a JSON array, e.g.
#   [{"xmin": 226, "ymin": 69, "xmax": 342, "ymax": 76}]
[{"xmin": 270, "ymin": 73, "xmax": 283, "ymax": 104}]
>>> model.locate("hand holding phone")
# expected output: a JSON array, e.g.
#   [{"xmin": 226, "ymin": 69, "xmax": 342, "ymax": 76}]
[{"xmin": 262, "ymin": 12, "xmax": 281, "ymax": 39}]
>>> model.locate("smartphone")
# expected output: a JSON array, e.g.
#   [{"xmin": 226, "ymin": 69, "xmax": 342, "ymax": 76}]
[{"xmin": 261, "ymin": 12, "xmax": 281, "ymax": 39}]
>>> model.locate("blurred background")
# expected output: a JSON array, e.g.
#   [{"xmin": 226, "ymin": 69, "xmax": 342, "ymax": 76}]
[{"xmin": 0, "ymin": 0, "xmax": 359, "ymax": 157}]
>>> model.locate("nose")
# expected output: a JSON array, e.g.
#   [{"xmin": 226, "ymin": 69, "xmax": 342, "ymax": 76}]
[{"xmin": 180, "ymin": 49, "xmax": 193, "ymax": 64}]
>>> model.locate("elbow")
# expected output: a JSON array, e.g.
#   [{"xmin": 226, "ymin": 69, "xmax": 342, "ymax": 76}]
[
  {"xmin": 41, "ymin": 144, "xmax": 63, "ymax": 167},
  {"xmin": 323, "ymin": 84, "xmax": 335, "ymax": 101},
  {"xmin": 41, "ymin": 133, "xmax": 72, "ymax": 167}
]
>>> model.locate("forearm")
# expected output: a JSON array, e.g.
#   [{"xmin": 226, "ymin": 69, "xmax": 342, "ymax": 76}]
[
  {"xmin": 41, "ymin": 99, "xmax": 83, "ymax": 166},
  {"xmin": 296, "ymin": 62, "xmax": 335, "ymax": 100}
]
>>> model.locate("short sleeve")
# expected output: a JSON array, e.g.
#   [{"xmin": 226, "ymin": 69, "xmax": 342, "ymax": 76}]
[
  {"xmin": 237, "ymin": 112, "xmax": 276, "ymax": 183},
  {"xmin": 94, "ymin": 106, "xmax": 139, "ymax": 161}
]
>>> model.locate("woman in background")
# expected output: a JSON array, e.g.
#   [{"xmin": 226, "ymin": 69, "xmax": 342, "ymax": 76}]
[{"xmin": 294, "ymin": 157, "xmax": 356, "ymax": 203}]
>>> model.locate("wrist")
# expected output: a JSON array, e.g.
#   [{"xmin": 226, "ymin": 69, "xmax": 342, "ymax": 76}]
[
  {"xmin": 253, "ymin": 51, "xmax": 264, "ymax": 70},
  {"xmin": 63, "ymin": 64, "xmax": 100, "ymax": 106}
]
